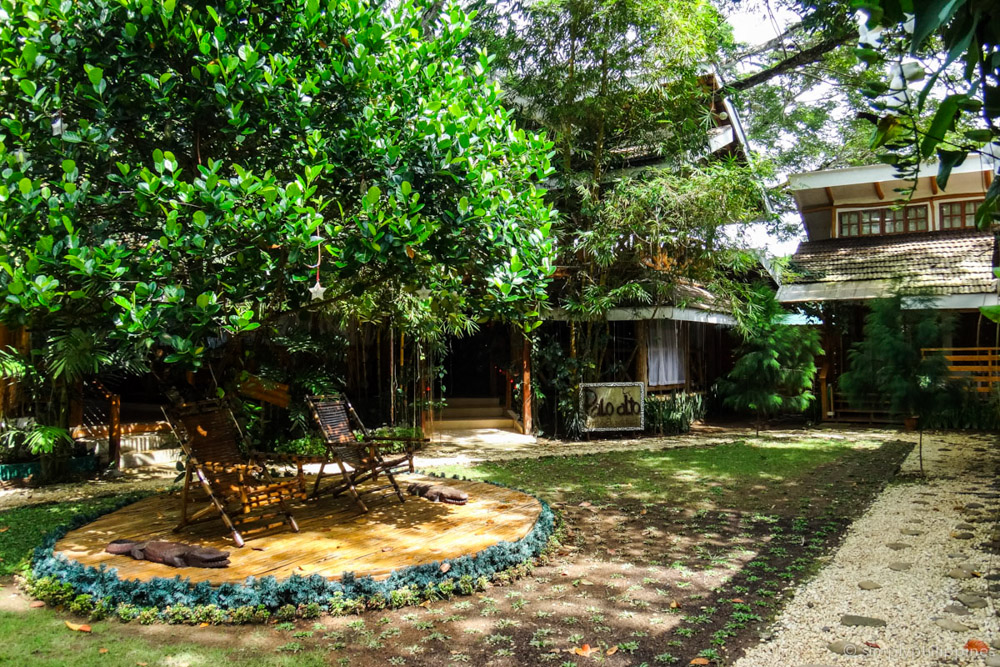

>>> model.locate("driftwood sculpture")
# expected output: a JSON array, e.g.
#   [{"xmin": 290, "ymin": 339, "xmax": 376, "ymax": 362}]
[
  {"xmin": 106, "ymin": 539, "xmax": 231, "ymax": 568},
  {"xmin": 407, "ymin": 482, "xmax": 469, "ymax": 505}
]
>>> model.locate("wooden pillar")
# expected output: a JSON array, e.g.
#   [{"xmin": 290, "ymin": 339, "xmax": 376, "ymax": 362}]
[
  {"xmin": 521, "ymin": 334, "xmax": 532, "ymax": 434},
  {"xmin": 635, "ymin": 321, "xmax": 648, "ymax": 386},
  {"xmin": 108, "ymin": 394, "xmax": 122, "ymax": 470}
]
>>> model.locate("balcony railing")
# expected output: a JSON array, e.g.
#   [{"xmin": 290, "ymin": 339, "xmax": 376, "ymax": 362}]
[{"xmin": 922, "ymin": 347, "xmax": 1000, "ymax": 393}]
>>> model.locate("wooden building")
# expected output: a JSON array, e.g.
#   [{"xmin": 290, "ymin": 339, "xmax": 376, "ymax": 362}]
[{"xmin": 778, "ymin": 157, "xmax": 1000, "ymax": 421}]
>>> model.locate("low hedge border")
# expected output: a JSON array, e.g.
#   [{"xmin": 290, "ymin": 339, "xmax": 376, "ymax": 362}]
[{"xmin": 27, "ymin": 473, "xmax": 556, "ymax": 623}]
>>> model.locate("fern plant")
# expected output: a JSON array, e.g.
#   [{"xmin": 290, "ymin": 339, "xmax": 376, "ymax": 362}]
[{"xmin": 718, "ymin": 287, "xmax": 821, "ymax": 435}]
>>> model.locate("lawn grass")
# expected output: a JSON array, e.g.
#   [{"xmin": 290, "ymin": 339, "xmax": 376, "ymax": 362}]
[
  {"xmin": 0, "ymin": 496, "xmax": 134, "ymax": 576},
  {"xmin": 427, "ymin": 435, "xmax": 878, "ymax": 510},
  {"xmin": 0, "ymin": 606, "xmax": 329, "ymax": 667}
]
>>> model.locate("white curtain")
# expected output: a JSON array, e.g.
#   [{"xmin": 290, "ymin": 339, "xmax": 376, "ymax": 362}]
[{"xmin": 647, "ymin": 320, "xmax": 685, "ymax": 386}]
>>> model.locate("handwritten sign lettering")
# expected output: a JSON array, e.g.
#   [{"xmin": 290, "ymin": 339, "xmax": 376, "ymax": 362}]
[{"xmin": 579, "ymin": 383, "xmax": 645, "ymax": 432}]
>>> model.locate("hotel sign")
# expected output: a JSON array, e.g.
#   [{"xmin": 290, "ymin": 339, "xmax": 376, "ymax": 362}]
[{"xmin": 579, "ymin": 382, "xmax": 645, "ymax": 432}]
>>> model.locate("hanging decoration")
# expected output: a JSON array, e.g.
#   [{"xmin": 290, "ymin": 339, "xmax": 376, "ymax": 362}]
[{"xmin": 308, "ymin": 242, "xmax": 326, "ymax": 301}]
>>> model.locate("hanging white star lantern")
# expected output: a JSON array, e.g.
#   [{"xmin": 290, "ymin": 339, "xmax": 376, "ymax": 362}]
[{"xmin": 309, "ymin": 280, "xmax": 327, "ymax": 301}]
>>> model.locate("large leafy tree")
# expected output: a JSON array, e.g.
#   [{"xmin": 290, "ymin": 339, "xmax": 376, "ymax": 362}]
[
  {"xmin": 472, "ymin": 0, "xmax": 777, "ymax": 351},
  {"xmin": 0, "ymin": 0, "xmax": 556, "ymax": 361},
  {"xmin": 0, "ymin": 0, "xmax": 555, "ymax": 455}
]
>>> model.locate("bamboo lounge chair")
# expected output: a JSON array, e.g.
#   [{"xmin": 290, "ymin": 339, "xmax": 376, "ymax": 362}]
[
  {"xmin": 165, "ymin": 399, "xmax": 301, "ymax": 548},
  {"xmin": 305, "ymin": 395, "xmax": 425, "ymax": 512}
]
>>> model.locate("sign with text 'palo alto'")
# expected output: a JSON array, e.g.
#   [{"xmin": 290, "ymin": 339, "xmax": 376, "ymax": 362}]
[{"xmin": 579, "ymin": 382, "xmax": 645, "ymax": 432}]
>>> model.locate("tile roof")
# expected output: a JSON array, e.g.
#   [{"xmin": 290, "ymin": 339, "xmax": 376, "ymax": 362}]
[{"xmin": 786, "ymin": 229, "xmax": 997, "ymax": 296}]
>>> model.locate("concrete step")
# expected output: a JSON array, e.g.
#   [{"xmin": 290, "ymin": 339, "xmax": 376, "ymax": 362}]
[
  {"xmin": 435, "ymin": 417, "xmax": 517, "ymax": 430},
  {"xmin": 440, "ymin": 406, "xmax": 506, "ymax": 419},
  {"xmin": 122, "ymin": 447, "xmax": 183, "ymax": 468},
  {"xmin": 426, "ymin": 428, "xmax": 536, "ymax": 448},
  {"xmin": 444, "ymin": 397, "xmax": 501, "ymax": 408}
]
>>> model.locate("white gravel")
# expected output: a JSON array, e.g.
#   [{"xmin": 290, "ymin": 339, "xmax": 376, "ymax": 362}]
[{"xmin": 735, "ymin": 431, "xmax": 1000, "ymax": 667}]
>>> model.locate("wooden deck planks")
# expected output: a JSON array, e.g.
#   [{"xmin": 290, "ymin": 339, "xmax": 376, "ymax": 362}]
[{"xmin": 54, "ymin": 474, "xmax": 542, "ymax": 585}]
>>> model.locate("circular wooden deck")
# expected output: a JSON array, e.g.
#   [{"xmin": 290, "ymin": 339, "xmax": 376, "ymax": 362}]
[{"xmin": 54, "ymin": 474, "xmax": 542, "ymax": 585}]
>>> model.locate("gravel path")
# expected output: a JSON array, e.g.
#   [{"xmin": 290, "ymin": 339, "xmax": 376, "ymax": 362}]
[{"xmin": 735, "ymin": 431, "xmax": 1000, "ymax": 667}]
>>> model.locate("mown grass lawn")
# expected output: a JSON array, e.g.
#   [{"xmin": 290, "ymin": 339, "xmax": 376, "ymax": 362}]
[
  {"xmin": 0, "ymin": 603, "xmax": 329, "ymax": 667},
  {"xmin": 427, "ymin": 434, "xmax": 883, "ymax": 513},
  {"xmin": 0, "ymin": 432, "xmax": 911, "ymax": 667},
  {"xmin": 0, "ymin": 496, "xmax": 140, "ymax": 576}
]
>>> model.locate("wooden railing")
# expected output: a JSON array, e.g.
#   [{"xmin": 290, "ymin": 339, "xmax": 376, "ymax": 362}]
[{"xmin": 922, "ymin": 347, "xmax": 1000, "ymax": 393}]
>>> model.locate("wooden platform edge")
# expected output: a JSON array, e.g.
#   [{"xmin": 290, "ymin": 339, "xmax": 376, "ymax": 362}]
[{"xmin": 46, "ymin": 475, "xmax": 555, "ymax": 594}]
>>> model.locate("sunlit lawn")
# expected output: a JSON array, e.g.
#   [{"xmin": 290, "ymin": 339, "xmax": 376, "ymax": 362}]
[{"xmin": 427, "ymin": 435, "xmax": 885, "ymax": 510}]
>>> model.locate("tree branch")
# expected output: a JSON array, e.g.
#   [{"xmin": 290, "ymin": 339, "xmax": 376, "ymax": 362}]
[{"xmin": 727, "ymin": 30, "xmax": 859, "ymax": 93}]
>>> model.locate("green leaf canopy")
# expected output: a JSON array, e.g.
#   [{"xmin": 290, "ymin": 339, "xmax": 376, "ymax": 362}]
[{"xmin": 0, "ymin": 0, "xmax": 556, "ymax": 366}]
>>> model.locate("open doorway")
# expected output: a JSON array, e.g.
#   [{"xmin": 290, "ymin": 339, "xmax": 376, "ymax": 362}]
[{"xmin": 443, "ymin": 325, "xmax": 509, "ymax": 399}]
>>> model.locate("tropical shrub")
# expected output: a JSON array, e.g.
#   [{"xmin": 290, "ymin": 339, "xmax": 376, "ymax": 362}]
[
  {"xmin": 644, "ymin": 392, "xmax": 705, "ymax": 435},
  {"xmin": 718, "ymin": 286, "xmax": 821, "ymax": 433}
]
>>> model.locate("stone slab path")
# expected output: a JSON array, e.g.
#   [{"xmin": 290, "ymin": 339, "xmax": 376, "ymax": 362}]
[{"xmin": 735, "ymin": 431, "xmax": 1000, "ymax": 667}]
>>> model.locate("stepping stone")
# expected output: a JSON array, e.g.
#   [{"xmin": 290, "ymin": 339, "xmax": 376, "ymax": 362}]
[
  {"xmin": 992, "ymin": 638, "xmax": 1000, "ymax": 650},
  {"xmin": 900, "ymin": 529, "xmax": 924, "ymax": 536},
  {"xmin": 934, "ymin": 618, "xmax": 973, "ymax": 632},
  {"xmin": 943, "ymin": 604, "xmax": 971, "ymax": 616},
  {"xmin": 886, "ymin": 542, "xmax": 910, "ymax": 551},
  {"xmin": 858, "ymin": 580, "xmax": 882, "ymax": 590},
  {"xmin": 956, "ymin": 593, "xmax": 988, "ymax": 609},
  {"xmin": 966, "ymin": 502, "xmax": 985, "ymax": 509},
  {"xmin": 912, "ymin": 500, "xmax": 930, "ymax": 505},
  {"xmin": 956, "ymin": 523, "xmax": 976, "ymax": 530},
  {"xmin": 986, "ymin": 656, "xmax": 1000, "ymax": 667},
  {"xmin": 986, "ymin": 574, "xmax": 1000, "ymax": 581},
  {"xmin": 952, "ymin": 532, "xmax": 975, "ymax": 540},
  {"xmin": 840, "ymin": 615, "xmax": 887, "ymax": 627},
  {"xmin": 888, "ymin": 561, "xmax": 912, "ymax": 571},
  {"xmin": 905, "ymin": 518, "xmax": 924, "ymax": 524},
  {"xmin": 946, "ymin": 568, "xmax": 975, "ymax": 579},
  {"xmin": 827, "ymin": 640, "xmax": 865, "ymax": 656},
  {"xmin": 947, "ymin": 553, "xmax": 966, "ymax": 559}
]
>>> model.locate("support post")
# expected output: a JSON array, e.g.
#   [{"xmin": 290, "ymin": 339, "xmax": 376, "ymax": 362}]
[
  {"xmin": 635, "ymin": 321, "xmax": 648, "ymax": 386},
  {"xmin": 108, "ymin": 394, "xmax": 122, "ymax": 470},
  {"xmin": 521, "ymin": 334, "xmax": 532, "ymax": 434}
]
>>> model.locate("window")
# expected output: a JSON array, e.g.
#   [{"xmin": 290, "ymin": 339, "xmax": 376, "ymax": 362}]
[
  {"xmin": 939, "ymin": 200, "xmax": 982, "ymax": 229},
  {"xmin": 838, "ymin": 205, "xmax": 928, "ymax": 237}
]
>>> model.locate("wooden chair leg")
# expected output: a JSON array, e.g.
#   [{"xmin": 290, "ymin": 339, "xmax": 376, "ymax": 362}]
[
  {"xmin": 276, "ymin": 496, "xmax": 300, "ymax": 533},
  {"xmin": 192, "ymin": 469, "xmax": 245, "ymax": 548},
  {"xmin": 374, "ymin": 451, "xmax": 406, "ymax": 504},
  {"xmin": 338, "ymin": 460, "xmax": 368, "ymax": 512},
  {"xmin": 311, "ymin": 462, "xmax": 328, "ymax": 499}
]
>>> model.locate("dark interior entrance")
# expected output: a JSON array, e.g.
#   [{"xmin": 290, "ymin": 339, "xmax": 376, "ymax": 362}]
[{"xmin": 443, "ymin": 325, "xmax": 509, "ymax": 398}]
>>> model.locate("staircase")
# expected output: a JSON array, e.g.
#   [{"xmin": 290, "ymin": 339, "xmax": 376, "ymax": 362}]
[{"xmin": 431, "ymin": 398, "xmax": 535, "ymax": 445}]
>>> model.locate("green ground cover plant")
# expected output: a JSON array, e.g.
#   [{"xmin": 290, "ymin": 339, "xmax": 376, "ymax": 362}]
[{"xmin": 0, "ymin": 496, "xmax": 145, "ymax": 576}]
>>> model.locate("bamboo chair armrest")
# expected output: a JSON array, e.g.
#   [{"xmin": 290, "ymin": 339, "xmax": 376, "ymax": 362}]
[{"xmin": 199, "ymin": 461, "xmax": 261, "ymax": 474}]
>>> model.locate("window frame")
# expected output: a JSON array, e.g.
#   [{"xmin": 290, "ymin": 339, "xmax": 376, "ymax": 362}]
[
  {"xmin": 837, "ymin": 204, "xmax": 929, "ymax": 238},
  {"xmin": 938, "ymin": 198, "xmax": 983, "ymax": 230}
]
